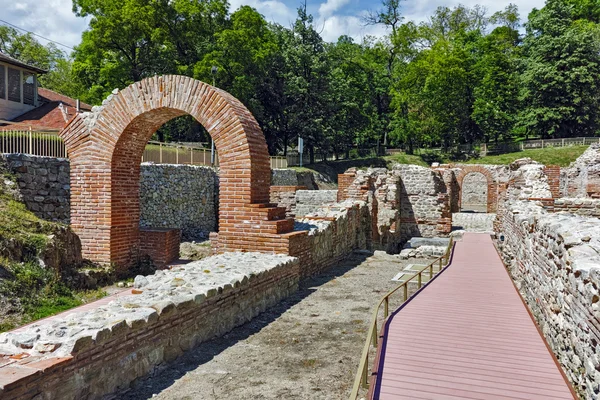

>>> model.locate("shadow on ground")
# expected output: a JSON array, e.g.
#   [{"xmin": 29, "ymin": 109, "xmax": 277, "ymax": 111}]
[{"xmin": 117, "ymin": 253, "xmax": 370, "ymax": 399}]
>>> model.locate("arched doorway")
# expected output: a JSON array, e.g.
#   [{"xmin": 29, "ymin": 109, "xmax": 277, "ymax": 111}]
[
  {"xmin": 461, "ymin": 172, "xmax": 488, "ymax": 212},
  {"xmin": 60, "ymin": 75, "xmax": 290, "ymax": 269}
]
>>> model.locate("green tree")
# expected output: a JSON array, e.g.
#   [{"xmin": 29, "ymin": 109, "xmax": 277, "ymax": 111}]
[
  {"xmin": 71, "ymin": 0, "xmax": 228, "ymax": 105},
  {"xmin": 519, "ymin": 0, "xmax": 600, "ymax": 138},
  {"xmin": 472, "ymin": 7, "xmax": 521, "ymax": 143}
]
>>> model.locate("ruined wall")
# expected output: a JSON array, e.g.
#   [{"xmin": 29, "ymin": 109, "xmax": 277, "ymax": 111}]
[
  {"xmin": 292, "ymin": 200, "xmax": 372, "ymax": 277},
  {"xmin": 269, "ymin": 186, "xmax": 304, "ymax": 217},
  {"xmin": 294, "ymin": 190, "xmax": 338, "ymax": 217},
  {"xmin": 498, "ymin": 200, "xmax": 600, "ymax": 399},
  {"xmin": 561, "ymin": 143, "xmax": 600, "ymax": 198},
  {"xmin": 1, "ymin": 154, "xmax": 70, "ymax": 223},
  {"xmin": 0, "ymin": 253, "xmax": 299, "ymax": 400},
  {"xmin": 553, "ymin": 198, "xmax": 600, "ymax": 217},
  {"xmin": 392, "ymin": 165, "xmax": 451, "ymax": 242},
  {"xmin": 496, "ymin": 158, "xmax": 600, "ymax": 398},
  {"xmin": 140, "ymin": 163, "xmax": 218, "ymax": 240},
  {"xmin": 461, "ymin": 172, "xmax": 487, "ymax": 208}
]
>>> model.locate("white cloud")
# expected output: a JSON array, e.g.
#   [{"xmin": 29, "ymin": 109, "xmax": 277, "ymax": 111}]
[
  {"xmin": 0, "ymin": 0, "xmax": 548, "ymax": 54},
  {"xmin": 0, "ymin": 0, "xmax": 88, "ymax": 53},
  {"xmin": 319, "ymin": 0, "xmax": 351, "ymax": 18},
  {"xmin": 229, "ymin": 0, "xmax": 296, "ymax": 27},
  {"xmin": 319, "ymin": 15, "xmax": 388, "ymax": 43}
]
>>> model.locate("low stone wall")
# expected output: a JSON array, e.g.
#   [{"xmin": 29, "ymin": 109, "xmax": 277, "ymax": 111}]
[
  {"xmin": 292, "ymin": 200, "xmax": 371, "ymax": 278},
  {"xmin": 140, "ymin": 163, "xmax": 218, "ymax": 240},
  {"xmin": 269, "ymin": 186, "xmax": 305, "ymax": 217},
  {"xmin": 1, "ymin": 154, "xmax": 70, "ymax": 223},
  {"xmin": 553, "ymin": 198, "xmax": 600, "ymax": 217},
  {"xmin": 295, "ymin": 190, "xmax": 338, "ymax": 217},
  {"xmin": 0, "ymin": 253, "xmax": 299, "ymax": 400}
]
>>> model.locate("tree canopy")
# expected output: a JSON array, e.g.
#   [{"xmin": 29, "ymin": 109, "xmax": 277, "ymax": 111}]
[{"xmin": 2, "ymin": 0, "xmax": 600, "ymax": 155}]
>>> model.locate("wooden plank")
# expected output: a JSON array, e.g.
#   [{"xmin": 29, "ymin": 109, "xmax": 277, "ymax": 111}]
[{"xmin": 373, "ymin": 233, "xmax": 576, "ymax": 400}]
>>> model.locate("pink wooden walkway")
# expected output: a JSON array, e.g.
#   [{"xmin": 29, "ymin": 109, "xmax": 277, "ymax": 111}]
[{"xmin": 371, "ymin": 233, "xmax": 576, "ymax": 400}]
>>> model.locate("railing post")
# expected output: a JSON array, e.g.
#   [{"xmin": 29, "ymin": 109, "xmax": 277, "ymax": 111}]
[
  {"xmin": 28, "ymin": 127, "xmax": 32, "ymax": 155},
  {"xmin": 439, "ymin": 258, "xmax": 442, "ymax": 271},
  {"xmin": 418, "ymin": 272, "xmax": 422, "ymax": 289},
  {"xmin": 430, "ymin": 264, "xmax": 433, "ymax": 280},
  {"xmin": 372, "ymin": 322, "xmax": 378, "ymax": 347},
  {"xmin": 403, "ymin": 285, "xmax": 408, "ymax": 302},
  {"xmin": 384, "ymin": 297, "xmax": 389, "ymax": 318}
]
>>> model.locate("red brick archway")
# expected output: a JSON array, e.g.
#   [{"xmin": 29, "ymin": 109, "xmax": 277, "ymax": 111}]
[
  {"xmin": 454, "ymin": 166, "xmax": 497, "ymax": 213},
  {"xmin": 60, "ymin": 75, "xmax": 292, "ymax": 268}
]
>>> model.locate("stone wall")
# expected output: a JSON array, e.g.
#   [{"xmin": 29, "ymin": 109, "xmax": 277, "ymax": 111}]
[
  {"xmin": 269, "ymin": 186, "xmax": 305, "ymax": 217},
  {"xmin": 0, "ymin": 253, "xmax": 299, "ymax": 400},
  {"xmin": 553, "ymin": 198, "xmax": 600, "ymax": 217},
  {"xmin": 561, "ymin": 143, "xmax": 600, "ymax": 198},
  {"xmin": 292, "ymin": 200, "xmax": 372, "ymax": 278},
  {"xmin": 496, "ymin": 159, "xmax": 600, "ymax": 398},
  {"xmin": 294, "ymin": 190, "xmax": 338, "ymax": 217},
  {"xmin": 1, "ymin": 154, "xmax": 70, "ymax": 223},
  {"xmin": 139, "ymin": 163, "xmax": 218, "ymax": 240},
  {"xmin": 1, "ymin": 155, "xmax": 219, "ymax": 240},
  {"xmin": 460, "ymin": 171, "xmax": 487, "ymax": 208},
  {"xmin": 498, "ymin": 200, "xmax": 600, "ymax": 399},
  {"xmin": 392, "ymin": 165, "xmax": 451, "ymax": 242},
  {"xmin": 271, "ymin": 169, "xmax": 299, "ymax": 186}
]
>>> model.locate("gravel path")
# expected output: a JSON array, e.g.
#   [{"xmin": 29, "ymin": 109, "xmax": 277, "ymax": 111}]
[{"xmin": 119, "ymin": 251, "xmax": 429, "ymax": 400}]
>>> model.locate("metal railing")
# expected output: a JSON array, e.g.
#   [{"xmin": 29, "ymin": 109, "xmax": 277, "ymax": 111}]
[
  {"xmin": 0, "ymin": 129, "xmax": 66, "ymax": 158},
  {"xmin": 349, "ymin": 237, "xmax": 455, "ymax": 400},
  {"xmin": 0, "ymin": 131, "xmax": 288, "ymax": 168}
]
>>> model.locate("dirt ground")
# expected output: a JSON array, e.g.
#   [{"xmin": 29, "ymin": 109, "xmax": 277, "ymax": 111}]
[{"xmin": 118, "ymin": 251, "xmax": 431, "ymax": 400}]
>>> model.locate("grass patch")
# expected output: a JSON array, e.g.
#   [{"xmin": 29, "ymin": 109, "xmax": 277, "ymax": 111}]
[
  {"xmin": 465, "ymin": 145, "xmax": 588, "ymax": 167},
  {"xmin": 0, "ymin": 261, "xmax": 108, "ymax": 332}
]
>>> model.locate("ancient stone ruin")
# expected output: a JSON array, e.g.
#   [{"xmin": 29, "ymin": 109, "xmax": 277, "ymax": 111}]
[{"xmin": 1, "ymin": 75, "xmax": 600, "ymax": 399}]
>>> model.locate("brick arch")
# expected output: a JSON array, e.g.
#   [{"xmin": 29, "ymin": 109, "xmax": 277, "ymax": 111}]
[
  {"xmin": 454, "ymin": 166, "xmax": 497, "ymax": 213},
  {"xmin": 60, "ymin": 75, "xmax": 288, "ymax": 268}
]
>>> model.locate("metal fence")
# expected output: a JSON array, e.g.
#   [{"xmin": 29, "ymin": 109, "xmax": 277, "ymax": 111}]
[
  {"xmin": 0, "ymin": 130, "xmax": 67, "ymax": 158},
  {"xmin": 0, "ymin": 131, "xmax": 288, "ymax": 169}
]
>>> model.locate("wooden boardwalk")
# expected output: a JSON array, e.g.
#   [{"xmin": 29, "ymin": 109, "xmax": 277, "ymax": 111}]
[{"xmin": 371, "ymin": 233, "xmax": 576, "ymax": 400}]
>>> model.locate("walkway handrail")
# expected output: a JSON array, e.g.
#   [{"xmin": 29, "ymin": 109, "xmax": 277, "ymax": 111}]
[{"xmin": 349, "ymin": 237, "xmax": 455, "ymax": 400}]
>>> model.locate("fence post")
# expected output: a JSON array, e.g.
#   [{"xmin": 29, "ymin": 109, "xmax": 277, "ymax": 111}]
[
  {"xmin": 28, "ymin": 127, "xmax": 33, "ymax": 155},
  {"xmin": 562, "ymin": 138, "xmax": 565, "ymax": 147},
  {"xmin": 176, "ymin": 145, "xmax": 179, "ymax": 164},
  {"xmin": 160, "ymin": 143, "xmax": 163, "ymax": 163},
  {"xmin": 520, "ymin": 142, "xmax": 524, "ymax": 151},
  {"xmin": 541, "ymin": 139, "xmax": 544, "ymax": 148},
  {"xmin": 191, "ymin": 147, "xmax": 193, "ymax": 165}
]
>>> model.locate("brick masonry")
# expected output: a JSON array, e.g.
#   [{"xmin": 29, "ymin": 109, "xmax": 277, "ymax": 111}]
[
  {"xmin": 59, "ymin": 75, "xmax": 293, "ymax": 270},
  {"xmin": 139, "ymin": 228, "xmax": 181, "ymax": 267}
]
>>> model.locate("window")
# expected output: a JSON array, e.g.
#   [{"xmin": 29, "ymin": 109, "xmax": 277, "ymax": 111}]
[
  {"xmin": 23, "ymin": 73, "xmax": 35, "ymax": 105},
  {"xmin": 7, "ymin": 67, "xmax": 20, "ymax": 103},
  {"xmin": 0, "ymin": 65, "xmax": 4, "ymax": 100}
]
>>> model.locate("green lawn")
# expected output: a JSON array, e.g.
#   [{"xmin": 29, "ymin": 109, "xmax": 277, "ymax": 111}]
[{"xmin": 465, "ymin": 145, "xmax": 588, "ymax": 167}]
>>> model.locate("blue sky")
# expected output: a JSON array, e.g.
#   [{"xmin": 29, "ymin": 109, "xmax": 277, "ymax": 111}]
[{"xmin": 0, "ymin": 0, "xmax": 546, "ymax": 52}]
